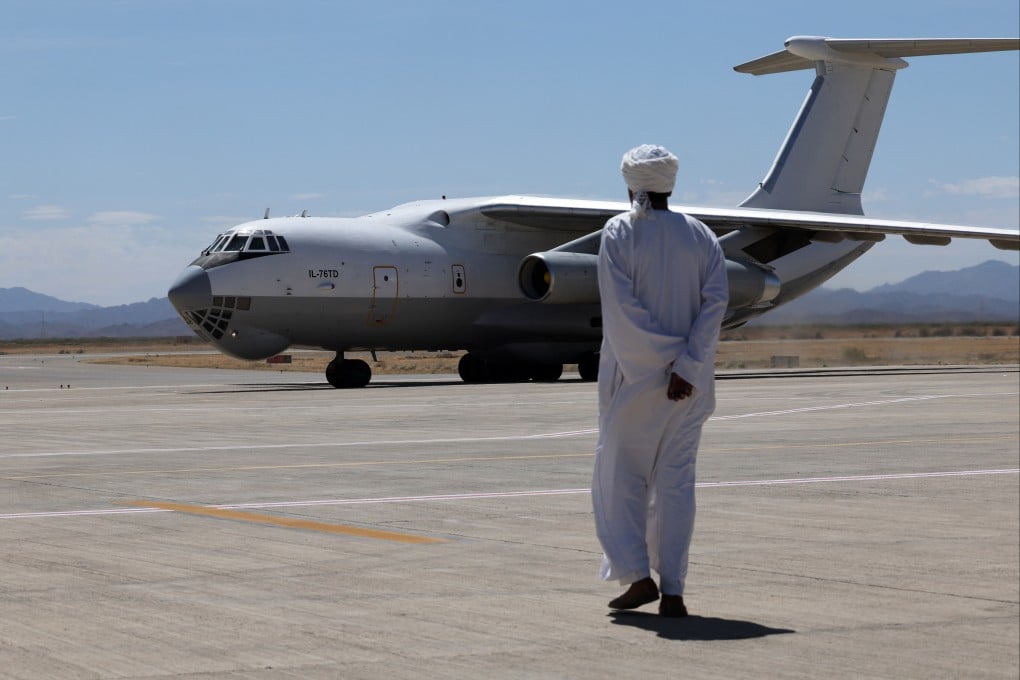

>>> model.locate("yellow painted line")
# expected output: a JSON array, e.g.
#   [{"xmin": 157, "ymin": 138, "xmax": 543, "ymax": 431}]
[{"xmin": 126, "ymin": 500, "xmax": 447, "ymax": 544}]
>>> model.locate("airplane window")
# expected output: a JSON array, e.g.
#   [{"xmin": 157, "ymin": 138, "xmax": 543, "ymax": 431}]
[
  {"xmin": 223, "ymin": 234, "xmax": 248, "ymax": 251},
  {"xmin": 248, "ymin": 236, "xmax": 266, "ymax": 251},
  {"xmin": 276, "ymin": 235, "xmax": 290, "ymax": 251},
  {"xmin": 267, "ymin": 235, "xmax": 280, "ymax": 252},
  {"xmin": 236, "ymin": 297, "xmax": 251, "ymax": 310}
]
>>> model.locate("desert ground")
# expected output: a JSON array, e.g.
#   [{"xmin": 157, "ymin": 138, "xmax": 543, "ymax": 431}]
[{"xmin": 2, "ymin": 323, "xmax": 1017, "ymax": 374}]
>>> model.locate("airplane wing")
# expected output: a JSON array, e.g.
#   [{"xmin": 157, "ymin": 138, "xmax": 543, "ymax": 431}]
[{"xmin": 478, "ymin": 195, "xmax": 1020, "ymax": 251}]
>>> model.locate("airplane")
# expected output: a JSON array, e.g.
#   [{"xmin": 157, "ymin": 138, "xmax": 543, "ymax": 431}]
[{"xmin": 168, "ymin": 36, "xmax": 1020, "ymax": 388}]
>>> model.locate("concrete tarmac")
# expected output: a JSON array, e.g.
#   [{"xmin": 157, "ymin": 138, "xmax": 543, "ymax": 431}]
[{"xmin": 1, "ymin": 353, "xmax": 1017, "ymax": 679}]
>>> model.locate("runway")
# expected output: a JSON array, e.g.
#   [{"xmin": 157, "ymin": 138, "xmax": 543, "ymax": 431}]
[{"xmin": 1, "ymin": 354, "xmax": 1017, "ymax": 679}]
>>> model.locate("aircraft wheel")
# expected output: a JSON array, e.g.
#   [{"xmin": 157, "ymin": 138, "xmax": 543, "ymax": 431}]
[
  {"xmin": 577, "ymin": 352, "xmax": 599, "ymax": 382},
  {"xmin": 530, "ymin": 362, "xmax": 563, "ymax": 382},
  {"xmin": 325, "ymin": 357, "xmax": 372, "ymax": 388},
  {"xmin": 344, "ymin": 359, "xmax": 372, "ymax": 387},
  {"xmin": 488, "ymin": 361, "xmax": 519, "ymax": 383},
  {"xmin": 458, "ymin": 353, "xmax": 487, "ymax": 383}
]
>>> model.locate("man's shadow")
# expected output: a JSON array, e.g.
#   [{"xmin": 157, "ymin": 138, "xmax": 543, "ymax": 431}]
[{"xmin": 609, "ymin": 611, "xmax": 795, "ymax": 641}]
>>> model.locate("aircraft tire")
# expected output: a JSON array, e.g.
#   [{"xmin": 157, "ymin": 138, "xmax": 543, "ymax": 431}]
[
  {"xmin": 458, "ymin": 353, "xmax": 487, "ymax": 383},
  {"xmin": 325, "ymin": 358, "xmax": 372, "ymax": 388},
  {"xmin": 530, "ymin": 362, "xmax": 563, "ymax": 382},
  {"xmin": 577, "ymin": 352, "xmax": 599, "ymax": 382}
]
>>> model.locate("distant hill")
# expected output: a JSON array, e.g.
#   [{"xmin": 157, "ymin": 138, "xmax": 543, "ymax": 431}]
[
  {"xmin": 0, "ymin": 287, "xmax": 99, "ymax": 313},
  {"xmin": 871, "ymin": 259, "xmax": 1019, "ymax": 301},
  {"xmin": 1, "ymin": 259, "xmax": 1017, "ymax": 339},
  {"xmin": 755, "ymin": 260, "xmax": 1019, "ymax": 325},
  {"xmin": 0, "ymin": 294, "xmax": 188, "ymax": 339}
]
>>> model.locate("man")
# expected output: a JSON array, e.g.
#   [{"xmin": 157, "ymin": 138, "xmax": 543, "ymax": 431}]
[{"xmin": 592, "ymin": 144, "xmax": 729, "ymax": 617}]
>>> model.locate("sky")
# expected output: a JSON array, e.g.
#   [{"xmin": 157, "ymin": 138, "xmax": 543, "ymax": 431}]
[{"xmin": 2, "ymin": 0, "xmax": 1018, "ymax": 306}]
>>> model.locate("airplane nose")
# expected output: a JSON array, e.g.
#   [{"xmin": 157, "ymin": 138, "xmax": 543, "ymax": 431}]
[{"xmin": 168, "ymin": 266, "xmax": 211, "ymax": 313}]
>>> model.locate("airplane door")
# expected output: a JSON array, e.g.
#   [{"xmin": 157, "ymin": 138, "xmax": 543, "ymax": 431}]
[{"xmin": 367, "ymin": 266, "xmax": 398, "ymax": 325}]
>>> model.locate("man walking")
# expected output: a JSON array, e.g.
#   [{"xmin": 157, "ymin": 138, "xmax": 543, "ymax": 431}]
[{"xmin": 592, "ymin": 144, "xmax": 729, "ymax": 617}]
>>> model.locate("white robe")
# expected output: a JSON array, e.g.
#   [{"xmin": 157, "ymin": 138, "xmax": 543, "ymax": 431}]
[{"xmin": 592, "ymin": 208, "xmax": 728, "ymax": 596}]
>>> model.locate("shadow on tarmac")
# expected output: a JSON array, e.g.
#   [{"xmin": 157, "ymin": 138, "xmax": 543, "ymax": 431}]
[
  {"xmin": 609, "ymin": 611, "xmax": 795, "ymax": 641},
  {"xmin": 189, "ymin": 377, "xmax": 590, "ymax": 394}
]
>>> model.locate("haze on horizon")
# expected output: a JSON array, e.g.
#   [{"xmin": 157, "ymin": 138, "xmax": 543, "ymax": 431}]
[{"xmin": 1, "ymin": 0, "xmax": 1017, "ymax": 307}]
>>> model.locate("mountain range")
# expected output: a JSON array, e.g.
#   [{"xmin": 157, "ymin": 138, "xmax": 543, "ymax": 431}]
[
  {"xmin": 0, "ymin": 260, "xmax": 1017, "ymax": 339},
  {"xmin": 753, "ymin": 259, "xmax": 1018, "ymax": 325}
]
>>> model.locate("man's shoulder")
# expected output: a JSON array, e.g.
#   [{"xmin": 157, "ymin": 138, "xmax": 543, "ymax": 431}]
[
  {"xmin": 670, "ymin": 211, "xmax": 720, "ymax": 240},
  {"xmin": 668, "ymin": 210, "xmax": 704, "ymax": 225},
  {"xmin": 603, "ymin": 212, "xmax": 634, "ymax": 235}
]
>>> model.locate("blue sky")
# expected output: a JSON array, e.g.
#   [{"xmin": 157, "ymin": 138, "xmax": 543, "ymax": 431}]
[{"xmin": 2, "ymin": 0, "xmax": 1017, "ymax": 306}]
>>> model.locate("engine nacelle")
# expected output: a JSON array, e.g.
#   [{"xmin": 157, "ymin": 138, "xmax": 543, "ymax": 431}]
[
  {"xmin": 519, "ymin": 252, "xmax": 598, "ymax": 304},
  {"xmin": 518, "ymin": 251, "xmax": 781, "ymax": 309},
  {"xmin": 725, "ymin": 259, "xmax": 782, "ymax": 309}
]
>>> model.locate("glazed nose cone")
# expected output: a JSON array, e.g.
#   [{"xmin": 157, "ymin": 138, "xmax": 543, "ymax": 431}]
[{"xmin": 168, "ymin": 266, "xmax": 211, "ymax": 313}]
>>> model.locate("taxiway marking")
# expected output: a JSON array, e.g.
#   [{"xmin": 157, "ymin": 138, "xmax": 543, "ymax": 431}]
[
  {"xmin": 2, "ymin": 469, "xmax": 1015, "ymax": 521},
  {"xmin": 3, "ymin": 392, "xmax": 1015, "ymax": 460},
  {"xmin": 123, "ymin": 501, "xmax": 447, "ymax": 544},
  {"xmin": 2, "ymin": 434, "xmax": 1013, "ymax": 481}
]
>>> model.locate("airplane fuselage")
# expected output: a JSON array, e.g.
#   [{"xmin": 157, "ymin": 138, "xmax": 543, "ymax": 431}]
[
  {"xmin": 171, "ymin": 196, "xmax": 877, "ymax": 369},
  {"xmin": 172, "ymin": 199, "xmax": 607, "ymax": 366}
]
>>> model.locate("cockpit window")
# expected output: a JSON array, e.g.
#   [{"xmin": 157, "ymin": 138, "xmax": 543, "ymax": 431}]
[
  {"xmin": 203, "ymin": 234, "xmax": 226, "ymax": 255},
  {"xmin": 193, "ymin": 228, "xmax": 291, "ymax": 269},
  {"xmin": 223, "ymin": 234, "xmax": 248, "ymax": 251}
]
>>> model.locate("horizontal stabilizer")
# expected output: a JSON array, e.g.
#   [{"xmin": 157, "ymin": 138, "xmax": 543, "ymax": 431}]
[{"xmin": 736, "ymin": 37, "xmax": 1020, "ymax": 75}]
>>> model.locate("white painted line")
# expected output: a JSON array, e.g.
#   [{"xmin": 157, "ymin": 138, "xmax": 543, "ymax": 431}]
[
  {"xmin": 697, "ymin": 468, "xmax": 1020, "ymax": 487},
  {"xmin": 0, "ymin": 507, "xmax": 168, "ymax": 520},
  {"xmin": 710, "ymin": 392, "xmax": 1018, "ymax": 420},
  {"xmin": 222, "ymin": 488, "xmax": 594, "ymax": 509},
  {"xmin": 2, "ymin": 469, "xmax": 1015, "ymax": 521},
  {"xmin": 0, "ymin": 429, "xmax": 600, "ymax": 459},
  {"xmin": 4, "ymin": 392, "xmax": 1015, "ymax": 460}
]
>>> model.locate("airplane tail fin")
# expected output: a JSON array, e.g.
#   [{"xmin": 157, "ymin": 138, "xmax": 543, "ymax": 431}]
[{"xmin": 736, "ymin": 37, "xmax": 1020, "ymax": 215}]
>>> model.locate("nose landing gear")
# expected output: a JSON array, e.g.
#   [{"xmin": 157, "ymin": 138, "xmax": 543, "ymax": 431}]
[{"xmin": 325, "ymin": 354, "xmax": 372, "ymax": 388}]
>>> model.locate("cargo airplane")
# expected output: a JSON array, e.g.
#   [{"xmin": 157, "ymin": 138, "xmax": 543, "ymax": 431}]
[{"xmin": 168, "ymin": 36, "xmax": 1019, "ymax": 387}]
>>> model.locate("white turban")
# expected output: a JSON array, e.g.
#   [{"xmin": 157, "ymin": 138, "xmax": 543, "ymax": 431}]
[{"xmin": 620, "ymin": 144, "xmax": 678, "ymax": 217}]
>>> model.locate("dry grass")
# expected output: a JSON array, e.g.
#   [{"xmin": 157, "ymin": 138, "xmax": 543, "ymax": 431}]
[
  {"xmin": 2, "ymin": 323, "xmax": 1017, "ymax": 373},
  {"xmin": 715, "ymin": 335, "xmax": 1018, "ymax": 369}
]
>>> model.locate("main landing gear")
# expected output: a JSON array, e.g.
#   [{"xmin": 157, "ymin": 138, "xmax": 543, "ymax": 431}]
[
  {"xmin": 577, "ymin": 351, "xmax": 599, "ymax": 382},
  {"xmin": 325, "ymin": 353, "xmax": 372, "ymax": 388},
  {"xmin": 457, "ymin": 353, "xmax": 564, "ymax": 384},
  {"xmin": 324, "ymin": 351, "xmax": 599, "ymax": 388}
]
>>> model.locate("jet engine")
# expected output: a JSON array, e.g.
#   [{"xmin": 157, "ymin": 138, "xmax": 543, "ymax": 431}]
[{"xmin": 518, "ymin": 251, "xmax": 781, "ymax": 309}]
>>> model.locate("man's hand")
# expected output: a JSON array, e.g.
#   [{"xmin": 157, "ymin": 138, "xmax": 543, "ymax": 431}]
[{"xmin": 668, "ymin": 372, "xmax": 693, "ymax": 401}]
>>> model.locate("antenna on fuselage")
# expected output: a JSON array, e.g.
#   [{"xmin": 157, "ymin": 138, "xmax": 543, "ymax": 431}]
[{"xmin": 263, "ymin": 208, "xmax": 270, "ymax": 219}]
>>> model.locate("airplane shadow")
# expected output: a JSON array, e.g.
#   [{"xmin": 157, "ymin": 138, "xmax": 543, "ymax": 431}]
[
  {"xmin": 191, "ymin": 377, "xmax": 590, "ymax": 394},
  {"xmin": 608, "ymin": 611, "xmax": 795, "ymax": 641},
  {"xmin": 190, "ymin": 382, "xmax": 339, "ymax": 394}
]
